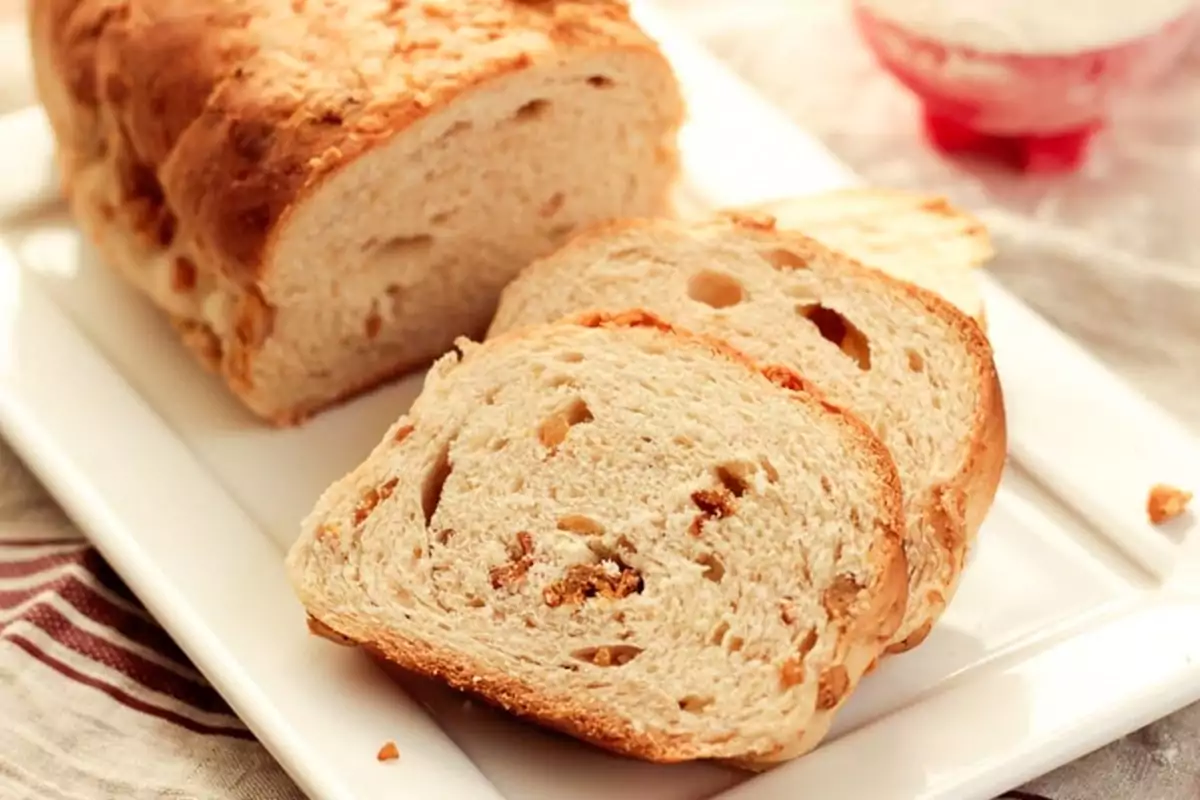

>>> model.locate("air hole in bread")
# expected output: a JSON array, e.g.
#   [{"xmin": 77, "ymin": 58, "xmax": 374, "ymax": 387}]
[
  {"xmin": 572, "ymin": 644, "xmax": 642, "ymax": 667},
  {"xmin": 421, "ymin": 444, "xmax": 453, "ymax": 527},
  {"xmin": 539, "ymin": 192, "xmax": 565, "ymax": 218},
  {"xmin": 727, "ymin": 636, "xmax": 745, "ymax": 654},
  {"xmin": 763, "ymin": 247, "xmax": 809, "ymax": 270},
  {"xmin": 429, "ymin": 208, "xmax": 459, "ymax": 225},
  {"xmin": 546, "ymin": 373, "xmax": 578, "ymax": 389},
  {"xmin": 366, "ymin": 233, "xmax": 434, "ymax": 257},
  {"xmin": 714, "ymin": 464, "xmax": 751, "ymax": 497},
  {"xmin": 695, "ymin": 552, "xmax": 725, "ymax": 583},
  {"xmin": 820, "ymin": 475, "xmax": 833, "ymax": 495},
  {"xmin": 688, "ymin": 270, "xmax": 744, "ymax": 309},
  {"xmin": 678, "ymin": 694, "xmax": 715, "ymax": 713},
  {"xmin": 549, "ymin": 222, "xmax": 576, "ymax": 241},
  {"xmin": 906, "ymin": 349, "xmax": 925, "ymax": 373},
  {"xmin": 538, "ymin": 398, "xmax": 593, "ymax": 452},
  {"xmin": 364, "ymin": 304, "xmax": 383, "ymax": 340},
  {"xmin": 488, "ymin": 437, "xmax": 508, "ymax": 452},
  {"xmin": 797, "ymin": 303, "xmax": 872, "ymax": 370},
  {"xmin": 609, "ymin": 246, "xmax": 654, "ymax": 263},
  {"xmin": 557, "ymin": 514, "xmax": 605, "ymax": 535},
  {"xmin": 586, "ymin": 74, "xmax": 615, "ymax": 89},
  {"xmin": 623, "ymin": 175, "xmax": 639, "ymax": 205},
  {"xmin": 438, "ymin": 120, "xmax": 473, "ymax": 140},
  {"xmin": 709, "ymin": 620, "xmax": 730, "ymax": 646},
  {"xmin": 515, "ymin": 98, "xmax": 550, "ymax": 121},
  {"xmin": 760, "ymin": 457, "xmax": 780, "ymax": 483},
  {"xmin": 558, "ymin": 351, "xmax": 584, "ymax": 363}
]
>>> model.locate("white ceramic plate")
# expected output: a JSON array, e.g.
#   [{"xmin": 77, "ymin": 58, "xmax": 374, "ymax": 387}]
[{"xmin": 1, "ymin": 6, "xmax": 1198, "ymax": 799}]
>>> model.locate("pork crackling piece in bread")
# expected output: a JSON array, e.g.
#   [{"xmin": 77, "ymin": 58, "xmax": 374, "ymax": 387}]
[
  {"xmin": 28, "ymin": 0, "xmax": 684, "ymax": 424},
  {"xmin": 488, "ymin": 214, "xmax": 1007, "ymax": 656},
  {"xmin": 287, "ymin": 311, "xmax": 908, "ymax": 766}
]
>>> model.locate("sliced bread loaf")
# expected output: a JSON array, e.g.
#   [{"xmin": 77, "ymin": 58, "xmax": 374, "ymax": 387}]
[
  {"xmin": 488, "ymin": 215, "xmax": 1006, "ymax": 653},
  {"xmin": 750, "ymin": 188, "xmax": 993, "ymax": 325},
  {"xmin": 29, "ymin": 0, "xmax": 684, "ymax": 425},
  {"xmin": 287, "ymin": 311, "xmax": 907, "ymax": 765}
]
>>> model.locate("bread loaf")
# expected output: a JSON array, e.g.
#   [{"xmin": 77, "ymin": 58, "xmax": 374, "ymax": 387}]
[
  {"xmin": 28, "ymin": 0, "xmax": 684, "ymax": 424},
  {"xmin": 488, "ymin": 214, "xmax": 1006, "ymax": 653},
  {"xmin": 287, "ymin": 311, "xmax": 907, "ymax": 765},
  {"xmin": 749, "ymin": 189, "xmax": 992, "ymax": 325}
]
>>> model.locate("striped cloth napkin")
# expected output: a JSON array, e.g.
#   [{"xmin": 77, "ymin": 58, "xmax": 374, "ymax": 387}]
[{"xmin": 0, "ymin": 438, "xmax": 301, "ymax": 799}]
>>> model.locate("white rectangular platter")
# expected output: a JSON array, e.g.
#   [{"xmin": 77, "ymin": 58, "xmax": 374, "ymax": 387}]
[{"xmin": 1, "ymin": 5, "xmax": 1199, "ymax": 799}]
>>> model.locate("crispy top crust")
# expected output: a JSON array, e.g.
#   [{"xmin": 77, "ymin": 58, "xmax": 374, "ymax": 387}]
[{"xmin": 33, "ymin": 0, "xmax": 659, "ymax": 283}]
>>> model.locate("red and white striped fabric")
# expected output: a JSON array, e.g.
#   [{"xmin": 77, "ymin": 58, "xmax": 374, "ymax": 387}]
[{"xmin": 0, "ymin": 440, "xmax": 301, "ymax": 800}]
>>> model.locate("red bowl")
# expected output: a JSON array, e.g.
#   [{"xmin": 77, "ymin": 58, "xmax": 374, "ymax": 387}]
[{"xmin": 852, "ymin": 3, "xmax": 1200, "ymax": 171}]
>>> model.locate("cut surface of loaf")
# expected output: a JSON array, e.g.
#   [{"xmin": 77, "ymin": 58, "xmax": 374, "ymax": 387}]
[
  {"xmin": 28, "ymin": 0, "xmax": 683, "ymax": 424},
  {"xmin": 287, "ymin": 311, "xmax": 907, "ymax": 765},
  {"xmin": 488, "ymin": 215, "xmax": 1006, "ymax": 653},
  {"xmin": 751, "ymin": 188, "xmax": 993, "ymax": 325}
]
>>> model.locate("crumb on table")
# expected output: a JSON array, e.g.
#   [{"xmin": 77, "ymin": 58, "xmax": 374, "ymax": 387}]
[
  {"xmin": 377, "ymin": 741, "xmax": 400, "ymax": 762},
  {"xmin": 1147, "ymin": 484, "xmax": 1193, "ymax": 525}
]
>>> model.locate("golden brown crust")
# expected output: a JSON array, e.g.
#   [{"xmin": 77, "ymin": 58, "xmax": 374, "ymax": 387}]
[
  {"xmin": 359, "ymin": 623, "xmax": 705, "ymax": 763},
  {"xmin": 878, "ymin": 273, "xmax": 1005, "ymax": 653},
  {"xmin": 35, "ymin": 0, "xmax": 658, "ymax": 282}
]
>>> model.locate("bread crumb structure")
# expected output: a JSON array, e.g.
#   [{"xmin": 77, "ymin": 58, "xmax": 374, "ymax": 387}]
[
  {"xmin": 287, "ymin": 314, "xmax": 910, "ymax": 766},
  {"xmin": 1147, "ymin": 483, "xmax": 1193, "ymax": 524},
  {"xmin": 486, "ymin": 215, "xmax": 1006, "ymax": 656},
  {"xmin": 28, "ymin": 0, "xmax": 685, "ymax": 425}
]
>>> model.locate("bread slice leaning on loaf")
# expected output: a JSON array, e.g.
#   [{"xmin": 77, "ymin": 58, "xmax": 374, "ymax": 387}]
[
  {"xmin": 488, "ymin": 214, "xmax": 1006, "ymax": 654},
  {"xmin": 287, "ymin": 311, "xmax": 907, "ymax": 766},
  {"xmin": 28, "ymin": 0, "xmax": 683, "ymax": 425},
  {"xmin": 749, "ymin": 188, "xmax": 993, "ymax": 326}
]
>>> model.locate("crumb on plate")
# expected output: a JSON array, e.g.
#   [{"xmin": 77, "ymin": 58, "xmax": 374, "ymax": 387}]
[
  {"xmin": 1147, "ymin": 484, "xmax": 1193, "ymax": 525},
  {"xmin": 377, "ymin": 741, "xmax": 400, "ymax": 762}
]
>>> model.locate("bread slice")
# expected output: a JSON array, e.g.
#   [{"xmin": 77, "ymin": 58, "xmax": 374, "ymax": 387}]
[
  {"xmin": 488, "ymin": 215, "xmax": 1006, "ymax": 653},
  {"xmin": 750, "ymin": 189, "xmax": 993, "ymax": 325},
  {"xmin": 28, "ymin": 0, "xmax": 684, "ymax": 425},
  {"xmin": 287, "ymin": 311, "xmax": 907, "ymax": 766}
]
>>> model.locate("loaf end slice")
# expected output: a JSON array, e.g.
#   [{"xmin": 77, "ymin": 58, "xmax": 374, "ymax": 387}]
[
  {"xmin": 489, "ymin": 215, "xmax": 1006, "ymax": 655},
  {"xmin": 288, "ymin": 311, "xmax": 907, "ymax": 764}
]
